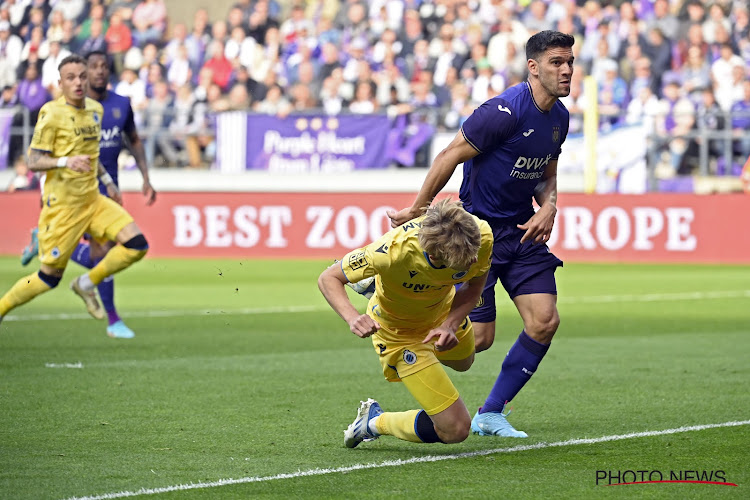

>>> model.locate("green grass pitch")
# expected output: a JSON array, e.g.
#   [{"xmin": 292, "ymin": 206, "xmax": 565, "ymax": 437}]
[{"xmin": 1, "ymin": 257, "xmax": 748, "ymax": 499}]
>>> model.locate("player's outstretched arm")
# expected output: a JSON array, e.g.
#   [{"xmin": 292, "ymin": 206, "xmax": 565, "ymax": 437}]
[
  {"xmin": 518, "ymin": 159, "xmax": 558, "ymax": 244},
  {"xmin": 125, "ymin": 128, "xmax": 156, "ymax": 205},
  {"xmin": 318, "ymin": 263, "xmax": 380, "ymax": 338},
  {"xmin": 387, "ymin": 131, "xmax": 480, "ymax": 228}
]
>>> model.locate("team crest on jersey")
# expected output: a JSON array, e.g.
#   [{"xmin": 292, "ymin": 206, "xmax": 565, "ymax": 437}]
[
  {"xmin": 93, "ymin": 112, "xmax": 99, "ymax": 123},
  {"xmin": 452, "ymin": 270, "xmax": 468, "ymax": 280},
  {"xmin": 348, "ymin": 250, "xmax": 368, "ymax": 270},
  {"xmin": 112, "ymin": 108, "xmax": 121, "ymax": 119},
  {"xmin": 476, "ymin": 296, "xmax": 484, "ymax": 307},
  {"xmin": 552, "ymin": 125, "xmax": 560, "ymax": 143},
  {"xmin": 403, "ymin": 350, "xmax": 417, "ymax": 365},
  {"xmin": 50, "ymin": 247, "xmax": 60, "ymax": 258}
]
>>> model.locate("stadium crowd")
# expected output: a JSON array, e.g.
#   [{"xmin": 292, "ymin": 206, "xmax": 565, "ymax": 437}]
[{"xmin": 0, "ymin": 0, "xmax": 748, "ymax": 175}]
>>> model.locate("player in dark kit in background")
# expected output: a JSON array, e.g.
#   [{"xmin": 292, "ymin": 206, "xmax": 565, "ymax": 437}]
[
  {"xmin": 388, "ymin": 30, "xmax": 575, "ymax": 438},
  {"xmin": 74, "ymin": 50, "xmax": 156, "ymax": 338}
]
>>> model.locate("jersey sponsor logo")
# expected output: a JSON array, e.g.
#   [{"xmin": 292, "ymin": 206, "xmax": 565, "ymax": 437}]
[
  {"xmin": 375, "ymin": 243, "xmax": 388, "ymax": 253},
  {"xmin": 511, "ymin": 153, "xmax": 552, "ymax": 179},
  {"xmin": 497, "ymin": 104, "xmax": 512, "ymax": 115},
  {"xmin": 523, "ymin": 128, "xmax": 534, "ymax": 137},
  {"xmin": 348, "ymin": 250, "xmax": 368, "ymax": 270},
  {"xmin": 452, "ymin": 270, "xmax": 468, "ymax": 280},
  {"xmin": 101, "ymin": 126, "xmax": 121, "ymax": 142},
  {"xmin": 552, "ymin": 125, "xmax": 560, "ymax": 143},
  {"xmin": 402, "ymin": 282, "xmax": 446, "ymax": 292},
  {"xmin": 408, "ymin": 270, "xmax": 418, "ymax": 278},
  {"xmin": 401, "ymin": 221, "xmax": 422, "ymax": 232},
  {"xmin": 73, "ymin": 124, "xmax": 100, "ymax": 137},
  {"xmin": 403, "ymin": 350, "xmax": 417, "ymax": 365}
]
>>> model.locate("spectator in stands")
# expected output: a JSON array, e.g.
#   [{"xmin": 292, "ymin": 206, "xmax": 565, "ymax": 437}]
[
  {"xmin": 0, "ymin": 20, "xmax": 22, "ymax": 88},
  {"xmin": 6, "ymin": 157, "xmax": 39, "ymax": 192},
  {"xmin": 731, "ymin": 80, "xmax": 750, "ymax": 161},
  {"xmin": 248, "ymin": 0, "xmax": 280, "ymax": 44},
  {"xmin": 51, "ymin": 0, "xmax": 85, "ymax": 23},
  {"xmin": 348, "ymin": 80, "xmax": 378, "ymax": 114},
  {"xmin": 166, "ymin": 44, "xmax": 192, "ymax": 90},
  {"xmin": 731, "ymin": 5, "xmax": 749, "ymax": 54},
  {"xmin": 655, "ymin": 81, "xmax": 696, "ymax": 176},
  {"xmin": 80, "ymin": 19, "xmax": 108, "ymax": 56},
  {"xmin": 202, "ymin": 40, "xmax": 233, "ymax": 92},
  {"xmin": 626, "ymin": 85, "xmax": 660, "ymax": 132},
  {"xmin": 712, "ymin": 43, "xmax": 745, "ymax": 111},
  {"xmin": 114, "ymin": 67, "xmax": 147, "ymax": 125},
  {"xmin": 643, "ymin": 27, "xmax": 671, "ymax": 92},
  {"xmin": 694, "ymin": 87, "xmax": 725, "ymax": 164},
  {"xmin": 647, "ymin": 0, "xmax": 679, "ymax": 42},
  {"xmin": 46, "ymin": 10, "xmax": 64, "ymax": 43},
  {"xmin": 77, "ymin": 3, "xmax": 108, "ymax": 43},
  {"xmin": 143, "ymin": 79, "xmax": 178, "ymax": 167},
  {"xmin": 131, "ymin": 0, "xmax": 168, "ymax": 48},
  {"xmin": 680, "ymin": 45, "xmax": 711, "ymax": 100},
  {"xmin": 16, "ymin": 62, "xmax": 47, "ymax": 123},
  {"xmin": 105, "ymin": 11, "xmax": 133, "ymax": 76},
  {"xmin": 703, "ymin": 2, "xmax": 731, "ymax": 45},
  {"xmin": 21, "ymin": 25, "xmax": 47, "ymax": 62},
  {"xmin": 20, "ymin": 6, "xmax": 46, "ymax": 42},
  {"xmin": 255, "ymin": 82, "xmax": 291, "ymax": 117},
  {"xmin": 398, "ymin": 9, "xmax": 424, "ymax": 58},
  {"xmin": 320, "ymin": 70, "xmax": 345, "ymax": 115},
  {"xmin": 40, "ymin": 39, "xmax": 71, "ymax": 96}
]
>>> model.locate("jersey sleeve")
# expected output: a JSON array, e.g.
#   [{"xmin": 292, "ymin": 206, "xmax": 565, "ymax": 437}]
[
  {"xmin": 340, "ymin": 231, "xmax": 393, "ymax": 284},
  {"xmin": 474, "ymin": 218, "xmax": 493, "ymax": 277},
  {"xmin": 461, "ymin": 98, "xmax": 518, "ymax": 153},
  {"xmin": 29, "ymin": 104, "xmax": 56, "ymax": 153}
]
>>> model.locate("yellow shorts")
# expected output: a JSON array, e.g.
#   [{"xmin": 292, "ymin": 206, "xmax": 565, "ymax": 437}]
[
  {"xmin": 38, "ymin": 194, "xmax": 133, "ymax": 268},
  {"xmin": 371, "ymin": 316, "xmax": 476, "ymax": 382}
]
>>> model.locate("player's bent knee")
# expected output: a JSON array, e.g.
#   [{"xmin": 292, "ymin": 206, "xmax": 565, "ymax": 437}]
[
  {"xmin": 123, "ymin": 234, "xmax": 149, "ymax": 251},
  {"xmin": 436, "ymin": 418, "xmax": 470, "ymax": 443},
  {"xmin": 38, "ymin": 271, "xmax": 61, "ymax": 289}
]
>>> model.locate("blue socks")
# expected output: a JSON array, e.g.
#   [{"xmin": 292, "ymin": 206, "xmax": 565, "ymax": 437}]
[
  {"xmin": 70, "ymin": 243, "xmax": 120, "ymax": 325},
  {"xmin": 480, "ymin": 330, "xmax": 550, "ymax": 414}
]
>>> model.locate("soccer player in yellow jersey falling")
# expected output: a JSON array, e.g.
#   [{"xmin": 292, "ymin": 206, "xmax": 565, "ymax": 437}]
[
  {"xmin": 0, "ymin": 55, "xmax": 149, "ymax": 330},
  {"xmin": 319, "ymin": 199, "xmax": 493, "ymax": 447}
]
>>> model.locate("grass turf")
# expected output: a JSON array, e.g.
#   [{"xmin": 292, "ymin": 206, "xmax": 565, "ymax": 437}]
[{"xmin": 0, "ymin": 257, "xmax": 748, "ymax": 499}]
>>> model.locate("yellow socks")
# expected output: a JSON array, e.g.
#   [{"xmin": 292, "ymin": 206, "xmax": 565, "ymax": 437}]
[
  {"xmin": 0, "ymin": 272, "xmax": 53, "ymax": 316},
  {"xmin": 375, "ymin": 410, "xmax": 423, "ymax": 443},
  {"xmin": 88, "ymin": 245, "xmax": 147, "ymax": 286}
]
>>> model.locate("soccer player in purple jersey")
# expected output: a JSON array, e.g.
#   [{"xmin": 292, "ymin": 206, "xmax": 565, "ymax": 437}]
[
  {"xmin": 75, "ymin": 50, "xmax": 156, "ymax": 339},
  {"xmin": 388, "ymin": 30, "xmax": 575, "ymax": 438},
  {"xmin": 20, "ymin": 50, "xmax": 156, "ymax": 339}
]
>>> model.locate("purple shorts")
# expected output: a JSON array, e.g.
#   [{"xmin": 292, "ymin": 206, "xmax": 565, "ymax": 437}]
[{"xmin": 469, "ymin": 223, "xmax": 563, "ymax": 324}]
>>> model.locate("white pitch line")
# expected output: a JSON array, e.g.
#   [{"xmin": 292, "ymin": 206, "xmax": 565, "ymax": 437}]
[
  {"xmin": 45, "ymin": 362, "xmax": 83, "ymax": 369},
  {"xmin": 8, "ymin": 290, "xmax": 750, "ymax": 323},
  {"xmin": 66, "ymin": 419, "xmax": 750, "ymax": 500}
]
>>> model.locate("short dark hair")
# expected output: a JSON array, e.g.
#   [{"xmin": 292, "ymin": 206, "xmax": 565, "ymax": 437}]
[
  {"xmin": 525, "ymin": 30, "xmax": 575, "ymax": 60},
  {"xmin": 85, "ymin": 50, "xmax": 108, "ymax": 62},
  {"xmin": 58, "ymin": 54, "xmax": 87, "ymax": 72}
]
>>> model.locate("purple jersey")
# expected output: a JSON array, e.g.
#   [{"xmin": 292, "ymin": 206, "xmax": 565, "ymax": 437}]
[
  {"xmin": 460, "ymin": 82, "xmax": 569, "ymax": 225},
  {"xmin": 98, "ymin": 91, "xmax": 136, "ymax": 191}
]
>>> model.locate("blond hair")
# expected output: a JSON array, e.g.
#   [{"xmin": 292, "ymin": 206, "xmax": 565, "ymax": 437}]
[{"xmin": 418, "ymin": 198, "xmax": 481, "ymax": 270}]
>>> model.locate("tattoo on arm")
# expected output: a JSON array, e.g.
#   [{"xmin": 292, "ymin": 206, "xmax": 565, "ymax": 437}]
[{"xmin": 27, "ymin": 150, "xmax": 58, "ymax": 172}]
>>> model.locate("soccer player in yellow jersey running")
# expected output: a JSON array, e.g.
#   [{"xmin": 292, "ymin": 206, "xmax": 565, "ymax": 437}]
[
  {"xmin": 0, "ymin": 55, "xmax": 149, "ymax": 329},
  {"xmin": 319, "ymin": 199, "xmax": 492, "ymax": 447}
]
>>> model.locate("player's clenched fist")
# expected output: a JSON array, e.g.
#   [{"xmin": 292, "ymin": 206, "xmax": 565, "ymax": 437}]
[
  {"xmin": 348, "ymin": 314, "xmax": 380, "ymax": 338},
  {"xmin": 66, "ymin": 155, "xmax": 91, "ymax": 172}
]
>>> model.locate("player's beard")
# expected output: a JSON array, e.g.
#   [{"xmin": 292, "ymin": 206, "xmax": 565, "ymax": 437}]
[{"xmin": 91, "ymin": 84, "xmax": 107, "ymax": 94}]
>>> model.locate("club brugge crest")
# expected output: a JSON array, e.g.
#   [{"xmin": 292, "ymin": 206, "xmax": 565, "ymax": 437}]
[
  {"xmin": 92, "ymin": 112, "xmax": 99, "ymax": 123},
  {"xmin": 552, "ymin": 125, "xmax": 560, "ymax": 143},
  {"xmin": 112, "ymin": 108, "xmax": 121, "ymax": 119},
  {"xmin": 403, "ymin": 350, "xmax": 417, "ymax": 365},
  {"xmin": 452, "ymin": 270, "xmax": 468, "ymax": 280}
]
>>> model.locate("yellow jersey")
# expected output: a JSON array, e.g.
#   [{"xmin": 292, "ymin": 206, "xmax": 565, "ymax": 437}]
[
  {"xmin": 29, "ymin": 96, "xmax": 103, "ymax": 207},
  {"xmin": 341, "ymin": 215, "xmax": 493, "ymax": 335}
]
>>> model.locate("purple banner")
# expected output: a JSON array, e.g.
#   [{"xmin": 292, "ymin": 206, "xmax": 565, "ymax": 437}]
[
  {"xmin": 245, "ymin": 114, "xmax": 391, "ymax": 172},
  {"xmin": 0, "ymin": 110, "xmax": 14, "ymax": 170}
]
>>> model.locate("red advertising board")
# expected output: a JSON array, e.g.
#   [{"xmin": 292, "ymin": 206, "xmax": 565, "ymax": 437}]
[{"xmin": 1, "ymin": 192, "xmax": 749, "ymax": 263}]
